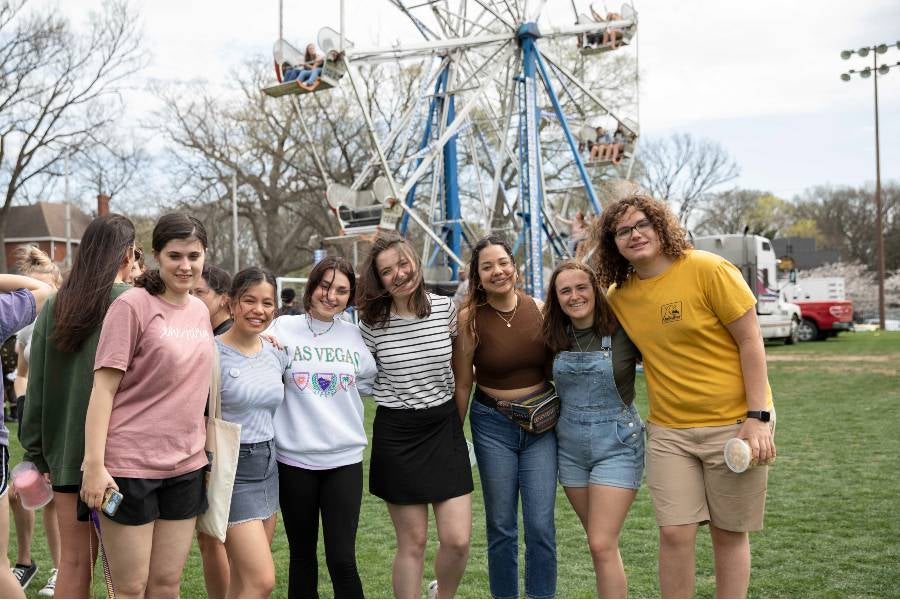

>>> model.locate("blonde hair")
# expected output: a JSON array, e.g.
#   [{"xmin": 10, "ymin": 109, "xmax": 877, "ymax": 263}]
[{"xmin": 15, "ymin": 245, "xmax": 62, "ymax": 288}]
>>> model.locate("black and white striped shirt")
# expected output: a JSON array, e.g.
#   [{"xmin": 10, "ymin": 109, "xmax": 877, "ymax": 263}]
[{"xmin": 359, "ymin": 293, "xmax": 457, "ymax": 409}]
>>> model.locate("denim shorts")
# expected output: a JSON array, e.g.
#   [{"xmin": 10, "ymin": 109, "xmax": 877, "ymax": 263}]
[
  {"xmin": 229, "ymin": 439, "xmax": 279, "ymax": 526},
  {"xmin": 557, "ymin": 403, "xmax": 645, "ymax": 489}
]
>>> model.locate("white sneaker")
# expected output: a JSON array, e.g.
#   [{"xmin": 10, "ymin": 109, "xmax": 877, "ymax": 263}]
[
  {"xmin": 38, "ymin": 568, "xmax": 57, "ymax": 597},
  {"xmin": 427, "ymin": 579, "xmax": 439, "ymax": 599}
]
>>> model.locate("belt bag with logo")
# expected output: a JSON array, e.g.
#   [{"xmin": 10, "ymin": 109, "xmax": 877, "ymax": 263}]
[{"xmin": 494, "ymin": 384, "xmax": 560, "ymax": 435}]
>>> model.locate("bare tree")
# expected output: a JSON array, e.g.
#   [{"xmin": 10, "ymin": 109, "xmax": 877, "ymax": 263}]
[
  {"xmin": 634, "ymin": 133, "xmax": 740, "ymax": 224},
  {"xmin": 0, "ymin": 0, "xmax": 146, "ymax": 270}
]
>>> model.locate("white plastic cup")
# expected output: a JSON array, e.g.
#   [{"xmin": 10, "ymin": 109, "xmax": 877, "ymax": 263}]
[
  {"xmin": 724, "ymin": 438, "xmax": 753, "ymax": 473},
  {"xmin": 10, "ymin": 462, "xmax": 53, "ymax": 510}
]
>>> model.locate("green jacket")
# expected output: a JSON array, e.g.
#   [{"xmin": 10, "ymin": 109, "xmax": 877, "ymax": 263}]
[{"xmin": 21, "ymin": 283, "xmax": 131, "ymax": 486}]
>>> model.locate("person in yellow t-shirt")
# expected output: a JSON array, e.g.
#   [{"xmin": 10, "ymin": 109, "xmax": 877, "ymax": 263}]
[{"xmin": 585, "ymin": 193, "xmax": 776, "ymax": 599}]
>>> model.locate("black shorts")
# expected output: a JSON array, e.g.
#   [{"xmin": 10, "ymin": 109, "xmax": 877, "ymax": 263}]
[{"xmin": 77, "ymin": 467, "xmax": 208, "ymax": 526}]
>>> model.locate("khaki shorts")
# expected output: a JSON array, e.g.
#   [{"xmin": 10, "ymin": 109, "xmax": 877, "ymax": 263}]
[{"xmin": 645, "ymin": 421, "xmax": 772, "ymax": 532}]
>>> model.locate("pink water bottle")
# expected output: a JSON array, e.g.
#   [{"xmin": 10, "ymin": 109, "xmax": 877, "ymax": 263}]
[{"xmin": 11, "ymin": 462, "xmax": 53, "ymax": 510}]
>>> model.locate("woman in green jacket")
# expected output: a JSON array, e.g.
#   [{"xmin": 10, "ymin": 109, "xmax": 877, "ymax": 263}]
[{"xmin": 21, "ymin": 213, "xmax": 137, "ymax": 599}]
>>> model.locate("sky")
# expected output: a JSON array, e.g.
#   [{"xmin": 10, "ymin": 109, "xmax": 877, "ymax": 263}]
[{"xmin": 47, "ymin": 0, "xmax": 900, "ymax": 201}]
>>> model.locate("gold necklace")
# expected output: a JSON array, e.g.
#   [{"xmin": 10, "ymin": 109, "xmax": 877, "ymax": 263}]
[{"xmin": 493, "ymin": 295, "xmax": 519, "ymax": 328}]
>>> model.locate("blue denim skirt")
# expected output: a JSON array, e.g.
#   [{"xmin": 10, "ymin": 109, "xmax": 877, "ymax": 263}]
[{"xmin": 229, "ymin": 439, "xmax": 279, "ymax": 525}]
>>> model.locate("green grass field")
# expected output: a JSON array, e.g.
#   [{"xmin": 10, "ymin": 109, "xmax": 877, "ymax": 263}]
[{"xmin": 7, "ymin": 331, "xmax": 900, "ymax": 598}]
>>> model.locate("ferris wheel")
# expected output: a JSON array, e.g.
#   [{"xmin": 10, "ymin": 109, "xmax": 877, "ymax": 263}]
[{"xmin": 265, "ymin": 0, "xmax": 639, "ymax": 297}]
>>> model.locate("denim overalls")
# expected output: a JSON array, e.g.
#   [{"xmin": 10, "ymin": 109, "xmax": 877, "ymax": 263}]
[{"xmin": 553, "ymin": 335, "xmax": 645, "ymax": 489}]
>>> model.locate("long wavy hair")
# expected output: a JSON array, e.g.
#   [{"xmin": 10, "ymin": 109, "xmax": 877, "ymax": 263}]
[
  {"xmin": 459, "ymin": 234, "xmax": 516, "ymax": 345},
  {"xmin": 356, "ymin": 231, "xmax": 429, "ymax": 329},
  {"xmin": 14, "ymin": 245, "xmax": 62, "ymax": 288},
  {"xmin": 53, "ymin": 214, "xmax": 135, "ymax": 353},
  {"xmin": 542, "ymin": 259, "xmax": 616, "ymax": 354},
  {"xmin": 585, "ymin": 193, "xmax": 692, "ymax": 287},
  {"xmin": 135, "ymin": 213, "xmax": 208, "ymax": 296}
]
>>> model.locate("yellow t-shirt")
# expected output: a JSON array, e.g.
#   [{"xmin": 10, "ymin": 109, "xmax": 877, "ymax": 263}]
[{"xmin": 607, "ymin": 250, "xmax": 773, "ymax": 428}]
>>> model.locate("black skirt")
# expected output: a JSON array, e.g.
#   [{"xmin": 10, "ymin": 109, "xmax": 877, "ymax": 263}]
[{"xmin": 369, "ymin": 400, "xmax": 474, "ymax": 505}]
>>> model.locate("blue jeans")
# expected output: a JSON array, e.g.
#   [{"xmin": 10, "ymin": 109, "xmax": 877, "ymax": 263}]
[{"xmin": 470, "ymin": 398, "xmax": 558, "ymax": 598}]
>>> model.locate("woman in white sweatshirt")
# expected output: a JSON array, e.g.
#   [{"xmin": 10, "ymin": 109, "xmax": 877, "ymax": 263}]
[{"xmin": 269, "ymin": 256, "xmax": 376, "ymax": 599}]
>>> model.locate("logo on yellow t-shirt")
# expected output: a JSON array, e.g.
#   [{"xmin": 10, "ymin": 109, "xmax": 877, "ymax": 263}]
[{"xmin": 661, "ymin": 301, "xmax": 682, "ymax": 324}]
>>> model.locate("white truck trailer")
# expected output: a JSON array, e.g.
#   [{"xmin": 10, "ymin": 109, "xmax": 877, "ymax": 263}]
[{"xmin": 692, "ymin": 234, "xmax": 802, "ymax": 344}]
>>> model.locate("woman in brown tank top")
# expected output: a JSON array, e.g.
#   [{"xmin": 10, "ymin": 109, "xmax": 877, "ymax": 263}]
[{"xmin": 453, "ymin": 235, "xmax": 558, "ymax": 599}]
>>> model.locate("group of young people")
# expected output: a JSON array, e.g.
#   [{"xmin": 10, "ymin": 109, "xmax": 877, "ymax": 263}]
[{"xmin": 0, "ymin": 190, "xmax": 775, "ymax": 599}]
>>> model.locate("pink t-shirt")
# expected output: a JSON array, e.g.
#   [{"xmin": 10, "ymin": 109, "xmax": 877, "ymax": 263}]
[{"xmin": 94, "ymin": 287, "xmax": 213, "ymax": 479}]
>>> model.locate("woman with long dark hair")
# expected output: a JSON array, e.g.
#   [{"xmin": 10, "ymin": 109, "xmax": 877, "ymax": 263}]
[
  {"xmin": 357, "ymin": 232, "xmax": 472, "ymax": 599},
  {"xmin": 80, "ymin": 213, "xmax": 214, "ymax": 598},
  {"xmin": 452, "ymin": 234, "xmax": 558, "ymax": 599},
  {"xmin": 21, "ymin": 214, "xmax": 137, "ymax": 598},
  {"xmin": 270, "ymin": 256, "xmax": 377, "ymax": 598},
  {"xmin": 542, "ymin": 259, "xmax": 643, "ymax": 597}
]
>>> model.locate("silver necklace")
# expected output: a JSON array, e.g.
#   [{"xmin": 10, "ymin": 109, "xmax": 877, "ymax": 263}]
[
  {"xmin": 571, "ymin": 325, "xmax": 597, "ymax": 353},
  {"xmin": 492, "ymin": 295, "xmax": 519, "ymax": 328},
  {"xmin": 307, "ymin": 314, "xmax": 336, "ymax": 337}
]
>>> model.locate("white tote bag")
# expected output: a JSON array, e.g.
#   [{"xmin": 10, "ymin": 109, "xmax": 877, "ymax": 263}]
[{"xmin": 196, "ymin": 348, "xmax": 242, "ymax": 543}]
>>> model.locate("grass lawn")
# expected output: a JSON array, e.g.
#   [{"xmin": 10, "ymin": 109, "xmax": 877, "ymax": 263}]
[{"xmin": 6, "ymin": 331, "xmax": 900, "ymax": 598}]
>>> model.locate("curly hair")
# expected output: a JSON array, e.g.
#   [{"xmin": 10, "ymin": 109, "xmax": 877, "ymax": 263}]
[
  {"xmin": 585, "ymin": 193, "xmax": 692, "ymax": 287},
  {"xmin": 541, "ymin": 259, "xmax": 616, "ymax": 355}
]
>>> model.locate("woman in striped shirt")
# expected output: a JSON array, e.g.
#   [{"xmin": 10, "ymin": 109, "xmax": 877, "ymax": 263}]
[{"xmin": 357, "ymin": 232, "xmax": 473, "ymax": 598}]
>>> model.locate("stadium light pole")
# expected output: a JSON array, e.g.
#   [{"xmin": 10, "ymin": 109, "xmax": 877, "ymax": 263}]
[{"xmin": 841, "ymin": 41, "xmax": 900, "ymax": 330}]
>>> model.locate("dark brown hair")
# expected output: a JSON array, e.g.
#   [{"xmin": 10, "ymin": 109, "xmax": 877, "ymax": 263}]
[
  {"xmin": 584, "ymin": 193, "xmax": 692, "ymax": 287},
  {"xmin": 135, "ymin": 213, "xmax": 208, "ymax": 296},
  {"xmin": 459, "ymin": 234, "xmax": 516, "ymax": 344},
  {"xmin": 229, "ymin": 266, "xmax": 277, "ymax": 304},
  {"xmin": 303, "ymin": 256, "xmax": 357, "ymax": 313},
  {"xmin": 542, "ymin": 259, "xmax": 616, "ymax": 354},
  {"xmin": 53, "ymin": 213, "xmax": 135, "ymax": 353},
  {"xmin": 201, "ymin": 264, "xmax": 232, "ymax": 296},
  {"xmin": 356, "ymin": 231, "xmax": 429, "ymax": 329}
]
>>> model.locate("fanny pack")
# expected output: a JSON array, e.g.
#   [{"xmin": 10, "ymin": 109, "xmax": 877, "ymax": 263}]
[{"xmin": 488, "ymin": 384, "xmax": 560, "ymax": 435}]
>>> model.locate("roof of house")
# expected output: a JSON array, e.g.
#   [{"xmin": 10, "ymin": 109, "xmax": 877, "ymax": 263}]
[{"xmin": 4, "ymin": 202, "xmax": 92, "ymax": 241}]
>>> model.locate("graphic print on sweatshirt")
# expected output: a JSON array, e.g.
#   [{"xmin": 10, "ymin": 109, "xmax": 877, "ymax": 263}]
[{"xmin": 289, "ymin": 342, "xmax": 362, "ymax": 397}]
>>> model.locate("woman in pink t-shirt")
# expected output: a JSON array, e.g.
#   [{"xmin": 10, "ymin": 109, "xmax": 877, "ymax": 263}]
[{"xmin": 81, "ymin": 213, "xmax": 214, "ymax": 598}]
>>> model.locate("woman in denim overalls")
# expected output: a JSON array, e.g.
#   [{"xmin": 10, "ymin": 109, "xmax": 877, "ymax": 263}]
[{"xmin": 542, "ymin": 260, "xmax": 644, "ymax": 598}]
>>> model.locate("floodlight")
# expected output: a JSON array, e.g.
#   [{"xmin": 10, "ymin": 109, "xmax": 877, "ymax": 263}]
[
  {"xmin": 858, "ymin": 47, "xmax": 870, "ymax": 57},
  {"xmin": 841, "ymin": 73, "xmax": 851, "ymax": 81},
  {"xmin": 879, "ymin": 64, "xmax": 890, "ymax": 75},
  {"xmin": 841, "ymin": 49, "xmax": 852, "ymax": 60},
  {"xmin": 876, "ymin": 44, "xmax": 888, "ymax": 54},
  {"xmin": 861, "ymin": 67, "xmax": 872, "ymax": 78}
]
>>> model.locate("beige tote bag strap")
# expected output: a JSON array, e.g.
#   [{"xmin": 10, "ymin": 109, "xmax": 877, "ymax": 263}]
[{"xmin": 208, "ymin": 344, "xmax": 223, "ymax": 420}]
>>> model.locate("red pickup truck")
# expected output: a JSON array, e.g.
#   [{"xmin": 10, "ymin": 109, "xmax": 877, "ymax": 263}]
[
  {"xmin": 793, "ymin": 300, "xmax": 854, "ymax": 341},
  {"xmin": 781, "ymin": 278, "xmax": 854, "ymax": 342}
]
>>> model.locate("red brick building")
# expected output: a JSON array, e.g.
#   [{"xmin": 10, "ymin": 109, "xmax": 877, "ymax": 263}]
[{"xmin": 3, "ymin": 202, "xmax": 93, "ymax": 271}]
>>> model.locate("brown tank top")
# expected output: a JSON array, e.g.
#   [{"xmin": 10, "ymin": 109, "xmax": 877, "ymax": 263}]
[{"xmin": 472, "ymin": 291, "xmax": 550, "ymax": 390}]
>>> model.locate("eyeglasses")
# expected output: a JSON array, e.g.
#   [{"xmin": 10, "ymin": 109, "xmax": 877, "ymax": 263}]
[{"xmin": 614, "ymin": 219, "xmax": 653, "ymax": 241}]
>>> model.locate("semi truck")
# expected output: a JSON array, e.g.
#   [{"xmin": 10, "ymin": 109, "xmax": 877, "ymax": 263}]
[{"xmin": 692, "ymin": 234, "xmax": 803, "ymax": 344}]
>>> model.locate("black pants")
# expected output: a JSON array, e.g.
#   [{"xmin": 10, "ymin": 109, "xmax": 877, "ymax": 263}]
[{"xmin": 278, "ymin": 461, "xmax": 364, "ymax": 599}]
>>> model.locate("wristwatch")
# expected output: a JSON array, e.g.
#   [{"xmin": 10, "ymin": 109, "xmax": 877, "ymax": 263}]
[{"xmin": 746, "ymin": 410, "xmax": 771, "ymax": 422}]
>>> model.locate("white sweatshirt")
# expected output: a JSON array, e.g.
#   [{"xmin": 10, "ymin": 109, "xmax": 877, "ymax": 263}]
[{"xmin": 270, "ymin": 314, "xmax": 377, "ymax": 469}]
